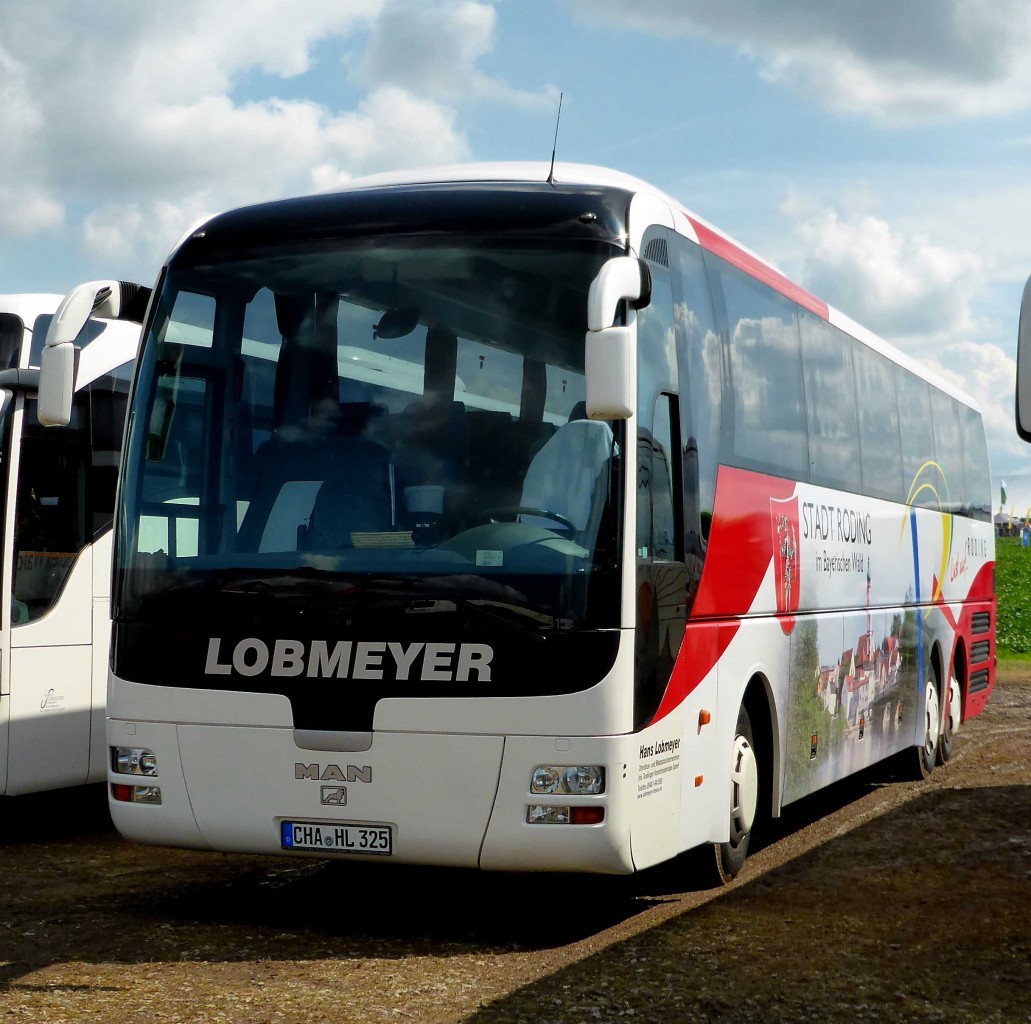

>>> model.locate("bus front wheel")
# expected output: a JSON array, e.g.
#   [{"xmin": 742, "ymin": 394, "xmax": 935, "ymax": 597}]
[{"xmin": 710, "ymin": 705, "xmax": 759, "ymax": 884}]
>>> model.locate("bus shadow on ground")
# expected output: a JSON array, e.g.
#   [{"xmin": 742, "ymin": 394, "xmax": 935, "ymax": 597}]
[
  {"xmin": 458, "ymin": 783, "xmax": 1031, "ymax": 1023},
  {"xmin": 1, "ymin": 783, "xmax": 1027, "ymax": 1019},
  {"xmin": 6, "ymin": 779, "xmax": 1022, "ymax": 985},
  {"xmin": 0, "ymin": 782, "xmax": 114, "ymax": 844},
  {"xmin": 0, "ymin": 765, "xmax": 978, "ymax": 986},
  {"xmin": 104, "ymin": 757, "xmax": 903, "ymax": 951}
]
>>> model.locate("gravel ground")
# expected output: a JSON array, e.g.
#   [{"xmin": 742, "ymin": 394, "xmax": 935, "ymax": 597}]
[{"xmin": 1, "ymin": 664, "xmax": 1028, "ymax": 1024}]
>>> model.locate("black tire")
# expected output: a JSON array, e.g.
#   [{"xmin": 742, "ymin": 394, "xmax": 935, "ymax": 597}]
[
  {"xmin": 897, "ymin": 673, "xmax": 940, "ymax": 781},
  {"xmin": 937, "ymin": 674, "xmax": 961, "ymax": 765},
  {"xmin": 702, "ymin": 705, "xmax": 759, "ymax": 885}
]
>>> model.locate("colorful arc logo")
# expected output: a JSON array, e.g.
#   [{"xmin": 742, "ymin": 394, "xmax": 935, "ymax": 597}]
[{"xmin": 902, "ymin": 460, "xmax": 953, "ymax": 610}]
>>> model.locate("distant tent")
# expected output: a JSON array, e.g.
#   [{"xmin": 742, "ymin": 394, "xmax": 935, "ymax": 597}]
[{"xmin": 995, "ymin": 511, "xmax": 1017, "ymax": 531}]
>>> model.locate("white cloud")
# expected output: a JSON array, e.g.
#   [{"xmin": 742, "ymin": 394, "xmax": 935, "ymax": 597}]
[
  {"xmin": 81, "ymin": 198, "xmax": 216, "ymax": 277},
  {"xmin": 573, "ymin": 0, "xmax": 1031, "ymax": 124},
  {"xmin": 354, "ymin": 0, "xmax": 555, "ymax": 108},
  {"xmin": 781, "ymin": 193, "xmax": 985, "ymax": 351},
  {"xmin": 924, "ymin": 341, "xmax": 1022, "ymax": 476},
  {"xmin": 316, "ymin": 85, "xmax": 472, "ymax": 184},
  {"xmin": 355, "ymin": 0, "xmax": 492, "ymax": 96},
  {"xmin": 0, "ymin": 0, "xmax": 516, "ymax": 282},
  {"xmin": 76, "ymin": 84, "xmax": 472, "ymax": 272},
  {"xmin": 0, "ymin": 46, "xmax": 44, "ymax": 146},
  {"xmin": 0, "ymin": 186, "xmax": 63, "ymax": 237},
  {"xmin": 774, "ymin": 192, "xmax": 1024, "ymax": 473}
]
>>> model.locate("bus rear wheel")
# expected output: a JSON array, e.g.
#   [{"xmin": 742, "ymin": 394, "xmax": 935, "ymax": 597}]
[
  {"xmin": 710, "ymin": 706, "xmax": 758, "ymax": 884},
  {"xmin": 906, "ymin": 675, "xmax": 941, "ymax": 780},
  {"xmin": 937, "ymin": 673, "xmax": 961, "ymax": 765}
]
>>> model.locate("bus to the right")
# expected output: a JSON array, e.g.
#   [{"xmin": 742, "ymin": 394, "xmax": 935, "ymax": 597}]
[{"xmin": 1016, "ymin": 273, "xmax": 1031, "ymax": 443}]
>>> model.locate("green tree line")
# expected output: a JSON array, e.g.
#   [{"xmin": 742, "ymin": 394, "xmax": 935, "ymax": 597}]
[{"xmin": 995, "ymin": 536, "xmax": 1031, "ymax": 658}]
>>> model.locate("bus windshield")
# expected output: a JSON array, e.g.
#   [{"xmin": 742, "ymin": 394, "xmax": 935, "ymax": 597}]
[{"xmin": 116, "ymin": 227, "xmax": 625, "ymax": 634}]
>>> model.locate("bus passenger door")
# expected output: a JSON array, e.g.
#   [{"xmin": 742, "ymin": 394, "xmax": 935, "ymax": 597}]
[
  {"xmin": 4, "ymin": 394, "xmax": 97, "ymax": 795},
  {"xmin": 0, "ymin": 369, "xmax": 14, "ymax": 794}
]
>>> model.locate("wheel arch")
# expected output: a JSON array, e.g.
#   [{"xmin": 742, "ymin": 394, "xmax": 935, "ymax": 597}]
[
  {"xmin": 930, "ymin": 633, "xmax": 961, "ymax": 703},
  {"xmin": 949, "ymin": 632, "xmax": 968, "ymax": 718},
  {"xmin": 741, "ymin": 672, "xmax": 779, "ymax": 820}
]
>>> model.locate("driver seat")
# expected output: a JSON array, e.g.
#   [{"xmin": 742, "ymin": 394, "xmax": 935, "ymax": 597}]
[{"xmin": 518, "ymin": 417, "xmax": 613, "ymax": 548}]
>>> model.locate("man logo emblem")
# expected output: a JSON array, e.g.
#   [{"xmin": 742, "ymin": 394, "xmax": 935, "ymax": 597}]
[{"xmin": 320, "ymin": 786, "xmax": 347, "ymax": 806}]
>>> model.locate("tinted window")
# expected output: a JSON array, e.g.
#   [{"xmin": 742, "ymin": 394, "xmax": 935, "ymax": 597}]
[
  {"xmin": 635, "ymin": 242, "xmax": 678, "ymax": 562},
  {"xmin": 853, "ymin": 342, "xmax": 903, "ymax": 502},
  {"xmin": 716, "ymin": 259, "xmax": 807, "ymax": 480},
  {"xmin": 896, "ymin": 368, "xmax": 939, "ymax": 510},
  {"xmin": 671, "ymin": 235, "xmax": 721, "ymax": 542},
  {"xmin": 11, "ymin": 360, "xmax": 133, "ymax": 624},
  {"xmin": 929, "ymin": 387, "xmax": 967, "ymax": 515},
  {"xmin": 637, "ymin": 395, "xmax": 678, "ymax": 562},
  {"xmin": 799, "ymin": 311, "xmax": 859, "ymax": 491},
  {"xmin": 958, "ymin": 403, "xmax": 991, "ymax": 521},
  {"xmin": 0, "ymin": 313, "xmax": 23, "ymax": 368}
]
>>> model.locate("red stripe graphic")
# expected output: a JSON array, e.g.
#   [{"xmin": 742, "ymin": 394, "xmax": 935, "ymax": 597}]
[{"xmin": 687, "ymin": 216, "xmax": 829, "ymax": 320}]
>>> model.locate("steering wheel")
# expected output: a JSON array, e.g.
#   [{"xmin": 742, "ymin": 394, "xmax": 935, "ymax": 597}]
[{"xmin": 481, "ymin": 506, "xmax": 576, "ymax": 532}]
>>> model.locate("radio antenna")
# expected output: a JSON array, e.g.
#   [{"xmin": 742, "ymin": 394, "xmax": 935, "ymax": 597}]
[{"xmin": 547, "ymin": 91, "xmax": 563, "ymax": 185}]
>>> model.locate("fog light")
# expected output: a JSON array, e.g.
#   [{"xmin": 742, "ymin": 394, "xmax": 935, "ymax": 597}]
[
  {"xmin": 530, "ymin": 764, "xmax": 604, "ymax": 795},
  {"xmin": 111, "ymin": 782, "xmax": 162, "ymax": 805},
  {"xmin": 112, "ymin": 746, "xmax": 159, "ymax": 777},
  {"xmin": 527, "ymin": 804, "xmax": 570, "ymax": 824}
]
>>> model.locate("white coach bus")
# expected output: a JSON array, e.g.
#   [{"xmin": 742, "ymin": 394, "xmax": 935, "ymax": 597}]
[
  {"xmin": 40, "ymin": 165, "xmax": 995, "ymax": 879},
  {"xmin": 0, "ymin": 287, "xmax": 142, "ymax": 795}
]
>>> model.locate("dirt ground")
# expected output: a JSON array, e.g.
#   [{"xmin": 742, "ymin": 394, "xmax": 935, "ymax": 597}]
[{"xmin": 1, "ymin": 665, "xmax": 1028, "ymax": 1024}]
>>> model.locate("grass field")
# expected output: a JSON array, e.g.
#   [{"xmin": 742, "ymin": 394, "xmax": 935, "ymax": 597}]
[{"xmin": 994, "ymin": 535, "xmax": 1031, "ymax": 658}]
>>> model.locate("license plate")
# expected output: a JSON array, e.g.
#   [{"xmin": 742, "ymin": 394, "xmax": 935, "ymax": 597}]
[{"xmin": 280, "ymin": 820, "xmax": 392, "ymax": 855}]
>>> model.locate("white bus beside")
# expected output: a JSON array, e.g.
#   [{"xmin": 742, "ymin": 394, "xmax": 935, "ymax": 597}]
[
  {"xmin": 1016, "ymin": 272, "xmax": 1031, "ymax": 441},
  {"xmin": 0, "ymin": 287, "xmax": 143, "ymax": 795},
  {"xmin": 41, "ymin": 165, "xmax": 995, "ymax": 878}
]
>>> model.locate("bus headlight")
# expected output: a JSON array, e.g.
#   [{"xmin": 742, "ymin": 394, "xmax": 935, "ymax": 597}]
[
  {"xmin": 112, "ymin": 746, "xmax": 159, "ymax": 776},
  {"xmin": 530, "ymin": 764, "xmax": 605, "ymax": 795}
]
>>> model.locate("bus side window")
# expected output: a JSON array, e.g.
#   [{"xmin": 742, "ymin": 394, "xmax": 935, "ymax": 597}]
[
  {"xmin": 671, "ymin": 234, "xmax": 722, "ymax": 546},
  {"xmin": 634, "ymin": 392, "xmax": 687, "ymax": 729},
  {"xmin": 638, "ymin": 397, "xmax": 679, "ymax": 562},
  {"xmin": 799, "ymin": 311, "xmax": 859, "ymax": 492},
  {"xmin": 13, "ymin": 396, "xmax": 90, "ymax": 623},
  {"xmin": 0, "ymin": 313, "xmax": 22, "ymax": 369},
  {"xmin": 713, "ymin": 257, "xmax": 809, "ymax": 482},
  {"xmin": 854, "ymin": 341, "xmax": 904, "ymax": 503},
  {"xmin": 896, "ymin": 368, "xmax": 938, "ymax": 509},
  {"xmin": 86, "ymin": 361, "xmax": 133, "ymax": 536}
]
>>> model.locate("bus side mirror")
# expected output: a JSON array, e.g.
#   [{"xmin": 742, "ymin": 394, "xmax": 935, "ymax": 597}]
[
  {"xmin": 38, "ymin": 343, "xmax": 75, "ymax": 427},
  {"xmin": 1017, "ymin": 272, "xmax": 1031, "ymax": 442},
  {"xmin": 37, "ymin": 279, "xmax": 150, "ymax": 427},
  {"xmin": 584, "ymin": 257, "xmax": 651, "ymax": 421}
]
